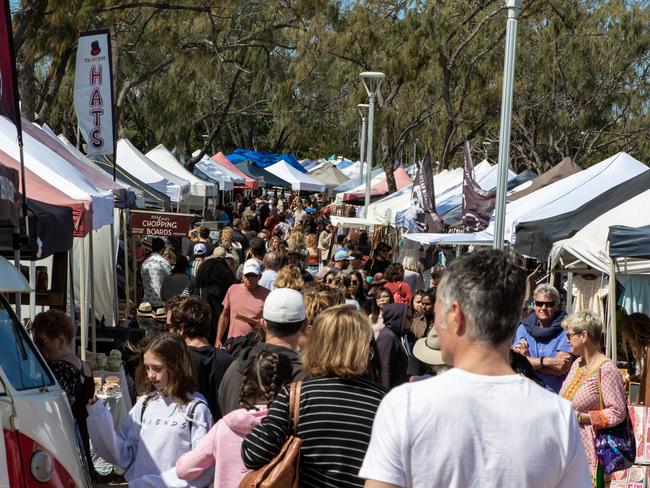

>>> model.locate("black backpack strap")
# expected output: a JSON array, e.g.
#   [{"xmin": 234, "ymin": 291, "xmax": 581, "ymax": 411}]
[
  {"xmin": 140, "ymin": 394, "xmax": 155, "ymax": 423},
  {"xmin": 187, "ymin": 399, "xmax": 208, "ymax": 435}
]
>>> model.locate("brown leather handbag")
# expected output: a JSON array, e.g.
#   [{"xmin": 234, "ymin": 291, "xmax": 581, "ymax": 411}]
[{"xmin": 239, "ymin": 381, "xmax": 303, "ymax": 488}]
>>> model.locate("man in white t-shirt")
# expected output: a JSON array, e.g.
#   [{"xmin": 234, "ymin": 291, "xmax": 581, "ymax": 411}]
[{"xmin": 360, "ymin": 250, "xmax": 590, "ymax": 488}]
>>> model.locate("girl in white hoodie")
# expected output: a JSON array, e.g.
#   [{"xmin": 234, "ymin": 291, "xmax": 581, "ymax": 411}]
[
  {"xmin": 176, "ymin": 350, "xmax": 293, "ymax": 487},
  {"xmin": 87, "ymin": 333, "xmax": 213, "ymax": 488}
]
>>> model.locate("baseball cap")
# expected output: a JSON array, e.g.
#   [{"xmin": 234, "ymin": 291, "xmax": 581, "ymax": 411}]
[
  {"xmin": 242, "ymin": 258, "xmax": 262, "ymax": 276},
  {"xmin": 334, "ymin": 250, "xmax": 354, "ymax": 261},
  {"xmin": 413, "ymin": 327, "xmax": 445, "ymax": 366},
  {"xmin": 263, "ymin": 288, "xmax": 306, "ymax": 323},
  {"xmin": 193, "ymin": 243, "xmax": 207, "ymax": 256}
]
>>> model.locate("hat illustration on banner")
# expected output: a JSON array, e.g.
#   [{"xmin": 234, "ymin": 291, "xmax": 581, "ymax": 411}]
[{"xmin": 90, "ymin": 41, "xmax": 101, "ymax": 56}]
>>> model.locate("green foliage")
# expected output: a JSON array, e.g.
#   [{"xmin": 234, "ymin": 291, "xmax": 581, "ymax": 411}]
[{"xmin": 13, "ymin": 0, "xmax": 649, "ymax": 180}]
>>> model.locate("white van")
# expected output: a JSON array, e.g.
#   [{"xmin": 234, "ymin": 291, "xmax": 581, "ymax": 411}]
[{"xmin": 0, "ymin": 256, "xmax": 91, "ymax": 487}]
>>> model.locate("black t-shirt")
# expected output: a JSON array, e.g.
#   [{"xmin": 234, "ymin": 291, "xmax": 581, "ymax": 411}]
[
  {"xmin": 188, "ymin": 345, "xmax": 234, "ymax": 421},
  {"xmin": 364, "ymin": 258, "xmax": 389, "ymax": 277}
]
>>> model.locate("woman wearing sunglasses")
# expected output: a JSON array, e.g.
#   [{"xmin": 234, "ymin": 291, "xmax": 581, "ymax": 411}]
[{"xmin": 32, "ymin": 309, "xmax": 95, "ymax": 477}]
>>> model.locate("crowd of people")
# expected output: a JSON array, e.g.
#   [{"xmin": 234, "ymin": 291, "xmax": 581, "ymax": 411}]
[{"xmin": 28, "ymin": 192, "xmax": 648, "ymax": 488}]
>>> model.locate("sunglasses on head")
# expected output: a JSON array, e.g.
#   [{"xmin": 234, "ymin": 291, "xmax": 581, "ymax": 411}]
[{"xmin": 534, "ymin": 300, "xmax": 556, "ymax": 308}]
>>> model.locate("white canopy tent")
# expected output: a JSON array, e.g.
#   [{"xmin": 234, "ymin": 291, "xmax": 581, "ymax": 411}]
[
  {"xmin": 265, "ymin": 160, "xmax": 326, "ymax": 192},
  {"xmin": 117, "ymin": 139, "xmax": 190, "ymax": 205},
  {"xmin": 549, "ymin": 188, "xmax": 650, "ymax": 362},
  {"xmin": 0, "ymin": 116, "xmax": 114, "ymax": 229},
  {"xmin": 146, "ymin": 144, "xmax": 218, "ymax": 210},
  {"xmin": 550, "ymin": 189, "xmax": 650, "ymax": 275},
  {"xmin": 340, "ymin": 161, "xmax": 362, "ymax": 179},
  {"xmin": 193, "ymin": 153, "xmax": 241, "ymax": 191},
  {"xmin": 405, "ymin": 152, "xmax": 647, "ymax": 247},
  {"xmin": 365, "ymin": 162, "xmax": 497, "ymax": 228}
]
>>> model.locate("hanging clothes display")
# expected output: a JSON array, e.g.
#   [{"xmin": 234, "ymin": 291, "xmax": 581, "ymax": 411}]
[
  {"xmin": 618, "ymin": 275, "xmax": 650, "ymax": 316},
  {"xmin": 571, "ymin": 274, "xmax": 608, "ymax": 322}
]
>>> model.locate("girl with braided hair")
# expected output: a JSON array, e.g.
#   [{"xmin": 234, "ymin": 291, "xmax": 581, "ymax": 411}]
[{"xmin": 176, "ymin": 351, "xmax": 292, "ymax": 487}]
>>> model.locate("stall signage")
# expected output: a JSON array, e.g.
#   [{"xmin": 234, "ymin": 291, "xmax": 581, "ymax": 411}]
[{"xmin": 130, "ymin": 212, "xmax": 195, "ymax": 237}]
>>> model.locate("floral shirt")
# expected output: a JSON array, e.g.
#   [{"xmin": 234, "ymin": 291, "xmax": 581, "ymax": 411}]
[
  {"xmin": 141, "ymin": 252, "xmax": 172, "ymax": 307},
  {"xmin": 560, "ymin": 357, "xmax": 627, "ymax": 467}
]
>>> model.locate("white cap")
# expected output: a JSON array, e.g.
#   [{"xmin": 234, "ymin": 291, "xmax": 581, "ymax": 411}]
[
  {"xmin": 263, "ymin": 288, "xmax": 306, "ymax": 323},
  {"xmin": 193, "ymin": 243, "xmax": 207, "ymax": 256},
  {"xmin": 242, "ymin": 258, "xmax": 262, "ymax": 276}
]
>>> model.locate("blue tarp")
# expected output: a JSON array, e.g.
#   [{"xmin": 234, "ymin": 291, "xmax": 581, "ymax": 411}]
[
  {"xmin": 226, "ymin": 148, "xmax": 305, "ymax": 173},
  {"xmin": 336, "ymin": 160, "xmax": 354, "ymax": 170}
]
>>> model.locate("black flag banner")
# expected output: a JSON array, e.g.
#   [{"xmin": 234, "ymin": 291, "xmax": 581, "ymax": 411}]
[
  {"xmin": 411, "ymin": 149, "xmax": 444, "ymax": 233},
  {"xmin": 0, "ymin": 0, "xmax": 21, "ymax": 129},
  {"xmin": 462, "ymin": 141, "xmax": 495, "ymax": 232}
]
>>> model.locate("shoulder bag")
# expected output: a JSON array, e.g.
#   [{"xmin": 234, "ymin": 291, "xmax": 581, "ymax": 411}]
[
  {"xmin": 595, "ymin": 364, "xmax": 635, "ymax": 474},
  {"xmin": 239, "ymin": 381, "xmax": 303, "ymax": 488}
]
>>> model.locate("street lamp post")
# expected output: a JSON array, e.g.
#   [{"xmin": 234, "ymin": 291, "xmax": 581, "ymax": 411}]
[
  {"xmin": 360, "ymin": 71, "xmax": 385, "ymax": 217},
  {"xmin": 357, "ymin": 103, "xmax": 369, "ymax": 188},
  {"xmin": 493, "ymin": 0, "xmax": 523, "ymax": 250}
]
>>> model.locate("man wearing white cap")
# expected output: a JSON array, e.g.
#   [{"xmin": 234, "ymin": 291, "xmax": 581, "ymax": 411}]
[
  {"xmin": 218, "ymin": 288, "xmax": 307, "ymax": 415},
  {"xmin": 215, "ymin": 259, "xmax": 270, "ymax": 348}
]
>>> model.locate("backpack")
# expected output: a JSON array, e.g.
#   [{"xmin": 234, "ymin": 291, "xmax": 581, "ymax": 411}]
[{"xmin": 140, "ymin": 395, "xmax": 207, "ymax": 433}]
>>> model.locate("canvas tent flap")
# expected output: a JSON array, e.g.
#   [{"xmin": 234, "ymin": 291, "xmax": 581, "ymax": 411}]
[
  {"xmin": 309, "ymin": 162, "xmax": 350, "ymax": 188},
  {"xmin": 515, "ymin": 168, "xmax": 650, "ymax": 260},
  {"xmin": 212, "ymin": 152, "xmax": 258, "ymax": 190},
  {"xmin": 265, "ymin": 160, "xmax": 326, "ymax": 192},
  {"xmin": 26, "ymin": 198, "xmax": 74, "ymax": 258},
  {"xmin": 509, "ymin": 157, "xmax": 581, "ymax": 200},
  {"xmin": 422, "ymin": 152, "xmax": 647, "ymax": 246},
  {"xmin": 0, "ymin": 116, "xmax": 113, "ymax": 232},
  {"xmin": 147, "ymin": 144, "xmax": 218, "ymax": 197},
  {"xmin": 31, "ymin": 122, "xmax": 137, "ymax": 209},
  {"xmin": 93, "ymin": 157, "xmax": 169, "ymax": 210},
  {"xmin": 227, "ymin": 148, "xmax": 305, "ymax": 173},
  {"xmin": 550, "ymin": 188, "xmax": 650, "ymax": 274},
  {"xmin": 342, "ymin": 166, "xmax": 413, "ymax": 203},
  {"xmin": 117, "ymin": 139, "xmax": 189, "ymax": 203},
  {"xmin": 235, "ymin": 159, "xmax": 288, "ymax": 188},
  {"xmin": 194, "ymin": 158, "xmax": 234, "ymax": 191},
  {"xmin": 608, "ymin": 225, "xmax": 650, "ymax": 259}
]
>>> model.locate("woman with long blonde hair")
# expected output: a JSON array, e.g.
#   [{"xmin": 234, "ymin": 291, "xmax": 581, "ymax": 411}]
[
  {"xmin": 242, "ymin": 305, "xmax": 386, "ymax": 487},
  {"xmin": 274, "ymin": 264, "xmax": 305, "ymax": 291}
]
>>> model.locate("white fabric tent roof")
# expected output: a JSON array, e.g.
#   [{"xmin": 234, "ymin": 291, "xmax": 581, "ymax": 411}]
[
  {"xmin": 550, "ymin": 188, "xmax": 650, "ymax": 274},
  {"xmin": 266, "ymin": 160, "xmax": 326, "ymax": 192},
  {"xmin": 0, "ymin": 255, "xmax": 30, "ymax": 292},
  {"xmin": 56, "ymin": 135, "xmax": 145, "ymax": 208},
  {"xmin": 117, "ymin": 139, "xmax": 190, "ymax": 203},
  {"xmin": 405, "ymin": 152, "xmax": 647, "ymax": 247},
  {"xmin": 340, "ymin": 161, "xmax": 361, "ymax": 178},
  {"xmin": 194, "ymin": 155, "xmax": 237, "ymax": 191},
  {"xmin": 366, "ymin": 162, "xmax": 495, "ymax": 226},
  {"xmin": 146, "ymin": 145, "xmax": 218, "ymax": 204},
  {"xmin": 0, "ymin": 116, "xmax": 114, "ymax": 230}
]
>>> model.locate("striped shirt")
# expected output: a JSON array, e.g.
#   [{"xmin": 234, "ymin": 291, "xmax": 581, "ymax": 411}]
[{"xmin": 241, "ymin": 376, "xmax": 386, "ymax": 488}]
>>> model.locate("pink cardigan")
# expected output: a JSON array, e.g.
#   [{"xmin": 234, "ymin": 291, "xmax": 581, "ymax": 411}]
[{"xmin": 176, "ymin": 407, "xmax": 268, "ymax": 487}]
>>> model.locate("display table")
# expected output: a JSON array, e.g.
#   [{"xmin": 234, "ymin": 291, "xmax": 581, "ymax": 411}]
[{"xmin": 92, "ymin": 368, "xmax": 132, "ymax": 476}]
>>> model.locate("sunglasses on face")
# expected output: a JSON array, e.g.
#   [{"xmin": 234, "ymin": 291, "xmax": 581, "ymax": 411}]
[
  {"xmin": 534, "ymin": 300, "xmax": 556, "ymax": 308},
  {"xmin": 244, "ymin": 273, "xmax": 258, "ymax": 279},
  {"xmin": 350, "ymin": 280, "xmax": 359, "ymax": 285},
  {"xmin": 326, "ymin": 278, "xmax": 335, "ymax": 284}
]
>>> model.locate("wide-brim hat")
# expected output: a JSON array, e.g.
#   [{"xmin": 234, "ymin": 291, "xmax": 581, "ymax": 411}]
[
  {"xmin": 413, "ymin": 327, "xmax": 445, "ymax": 366},
  {"xmin": 137, "ymin": 302, "xmax": 153, "ymax": 317},
  {"xmin": 153, "ymin": 307, "xmax": 167, "ymax": 322}
]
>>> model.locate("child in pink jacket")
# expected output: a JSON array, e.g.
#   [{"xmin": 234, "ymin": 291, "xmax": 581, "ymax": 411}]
[{"xmin": 176, "ymin": 350, "xmax": 293, "ymax": 487}]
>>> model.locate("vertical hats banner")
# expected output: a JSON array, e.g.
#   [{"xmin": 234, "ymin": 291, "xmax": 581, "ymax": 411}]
[{"xmin": 74, "ymin": 30, "xmax": 115, "ymax": 157}]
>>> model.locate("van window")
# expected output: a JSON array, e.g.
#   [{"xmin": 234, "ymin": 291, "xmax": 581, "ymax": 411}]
[{"xmin": 0, "ymin": 299, "xmax": 54, "ymax": 390}]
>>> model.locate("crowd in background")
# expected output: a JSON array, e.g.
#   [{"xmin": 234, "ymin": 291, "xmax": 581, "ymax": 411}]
[{"xmin": 28, "ymin": 191, "xmax": 650, "ymax": 488}]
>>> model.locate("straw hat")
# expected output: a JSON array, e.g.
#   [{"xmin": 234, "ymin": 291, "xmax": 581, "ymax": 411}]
[
  {"xmin": 413, "ymin": 327, "xmax": 445, "ymax": 366},
  {"xmin": 137, "ymin": 302, "xmax": 153, "ymax": 318}
]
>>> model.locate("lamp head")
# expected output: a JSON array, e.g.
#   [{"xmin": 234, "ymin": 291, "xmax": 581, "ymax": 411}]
[
  {"xmin": 505, "ymin": 0, "xmax": 523, "ymax": 8},
  {"xmin": 360, "ymin": 71, "xmax": 385, "ymax": 97}
]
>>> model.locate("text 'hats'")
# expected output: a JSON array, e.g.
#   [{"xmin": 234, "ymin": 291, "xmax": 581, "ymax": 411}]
[
  {"xmin": 413, "ymin": 327, "xmax": 445, "ymax": 366},
  {"xmin": 242, "ymin": 258, "xmax": 262, "ymax": 276},
  {"xmin": 263, "ymin": 288, "xmax": 306, "ymax": 323},
  {"xmin": 193, "ymin": 243, "xmax": 207, "ymax": 256}
]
